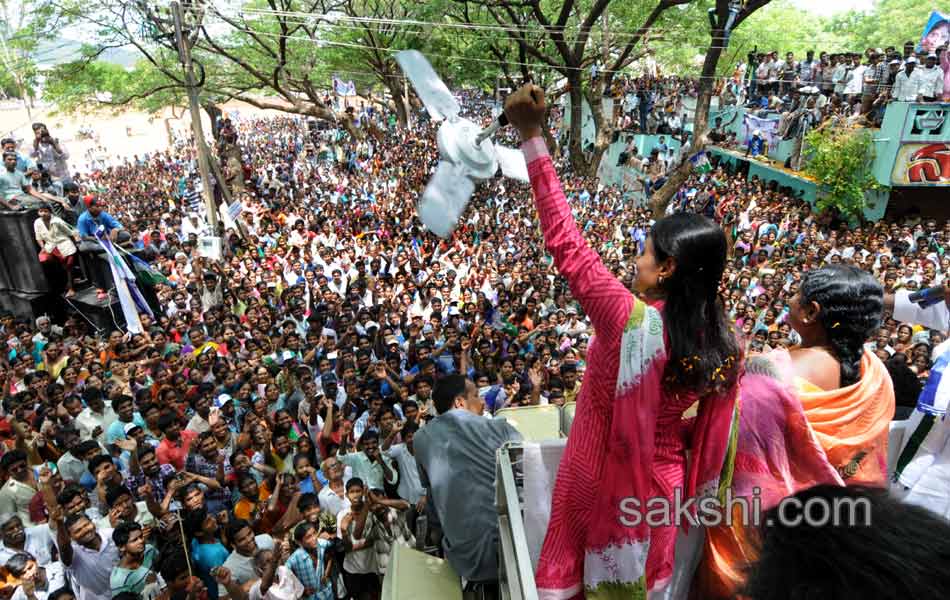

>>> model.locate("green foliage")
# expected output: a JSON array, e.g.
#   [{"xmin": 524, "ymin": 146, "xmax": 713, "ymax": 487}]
[
  {"xmin": 825, "ymin": 0, "xmax": 950, "ymax": 52},
  {"xmin": 652, "ymin": 0, "xmax": 950, "ymax": 75},
  {"xmin": 43, "ymin": 56, "xmax": 187, "ymax": 115},
  {"xmin": 803, "ymin": 125, "xmax": 887, "ymax": 222},
  {"xmin": 0, "ymin": 0, "xmax": 65, "ymax": 99}
]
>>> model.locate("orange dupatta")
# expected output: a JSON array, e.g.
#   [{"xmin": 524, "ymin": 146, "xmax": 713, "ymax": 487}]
[
  {"xmin": 694, "ymin": 349, "xmax": 895, "ymax": 598},
  {"xmin": 793, "ymin": 349, "xmax": 894, "ymax": 484}
]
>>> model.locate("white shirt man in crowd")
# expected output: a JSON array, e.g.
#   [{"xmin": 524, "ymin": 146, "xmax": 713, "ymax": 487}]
[
  {"xmin": 918, "ymin": 54, "xmax": 945, "ymax": 101},
  {"xmin": 893, "ymin": 57, "xmax": 924, "ymax": 102}
]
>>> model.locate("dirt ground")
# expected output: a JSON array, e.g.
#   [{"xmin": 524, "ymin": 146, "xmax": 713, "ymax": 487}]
[{"xmin": 0, "ymin": 98, "xmax": 292, "ymax": 173}]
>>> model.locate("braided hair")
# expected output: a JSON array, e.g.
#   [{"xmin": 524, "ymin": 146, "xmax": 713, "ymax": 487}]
[{"xmin": 800, "ymin": 265, "xmax": 883, "ymax": 387}]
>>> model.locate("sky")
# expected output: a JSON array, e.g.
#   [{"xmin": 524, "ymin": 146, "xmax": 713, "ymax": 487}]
[{"xmin": 789, "ymin": 0, "xmax": 875, "ymax": 17}]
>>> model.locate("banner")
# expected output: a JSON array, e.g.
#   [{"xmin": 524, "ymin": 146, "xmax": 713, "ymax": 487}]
[
  {"xmin": 689, "ymin": 150, "xmax": 712, "ymax": 174},
  {"xmin": 332, "ymin": 77, "xmax": 357, "ymax": 97},
  {"xmin": 227, "ymin": 199, "xmax": 243, "ymax": 221},
  {"xmin": 742, "ymin": 113, "xmax": 780, "ymax": 152},
  {"xmin": 919, "ymin": 11, "xmax": 950, "ymax": 54},
  {"xmin": 94, "ymin": 231, "xmax": 153, "ymax": 334},
  {"xmin": 892, "ymin": 143, "xmax": 950, "ymax": 185}
]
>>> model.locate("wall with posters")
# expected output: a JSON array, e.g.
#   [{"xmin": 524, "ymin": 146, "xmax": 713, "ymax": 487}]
[
  {"xmin": 880, "ymin": 103, "xmax": 950, "ymax": 186},
  {"xmin": 892, "ymin": 143, "xmax": 950, "ymax": 185}
]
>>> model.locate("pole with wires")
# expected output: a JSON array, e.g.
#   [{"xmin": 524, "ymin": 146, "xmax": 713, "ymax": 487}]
[{"xmin": 171, "ymin": 0, "xmax": 220, "ymax": 235}]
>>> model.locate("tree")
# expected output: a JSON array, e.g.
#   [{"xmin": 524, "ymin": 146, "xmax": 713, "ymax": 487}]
[
  {"xmin": 0, "ymin": 0, "xmax": 63, "ymax": 121},
  {"xmin": 802, "ymin": 124, "xmax": 886, "ymax": 222},
  {"xmin": 43, "ymin": 55, "xmax": 188, "ymax": 115},
  {"xmin": 455, "ymin": 0, "xmax": 698, "ymax": 176},
  {"xmin": 650, "ymin": 0, "xmax": 773, "ymax": 216},
  {"xmin": 825, "ymin": 0, "xmax": 950, "ymax": 53},
  {"xmin": 53, "ymin": 0, "xmax": 361, "ymax": 132}
]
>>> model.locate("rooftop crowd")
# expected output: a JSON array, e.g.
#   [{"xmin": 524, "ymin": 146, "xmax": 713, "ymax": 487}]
[
  {"xmin": 0, "ymin": 79, "xmax": 947, "ymax": 600},
  {"xmin": 604, "ymin": 38, "xmax": 950, "ymax": 169}
]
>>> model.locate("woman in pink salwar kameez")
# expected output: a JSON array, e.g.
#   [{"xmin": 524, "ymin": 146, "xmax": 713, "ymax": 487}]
[{"xmin": 505, "ymin": 85, "xmax": 742, "ymax": 599}]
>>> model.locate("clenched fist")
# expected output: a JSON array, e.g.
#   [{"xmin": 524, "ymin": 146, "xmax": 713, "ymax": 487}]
[{"xmin": 504, "ymin": 84, "xmax": 546, "ymax": 142}]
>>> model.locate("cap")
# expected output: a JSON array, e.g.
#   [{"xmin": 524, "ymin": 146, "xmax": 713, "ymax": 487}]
[
  {"xmin": 83, "ymin": 194, "xmax": 96, "ymax": 208},
  {"xmin": 928, "ymin": 53, "xmax": 938, "ymax": 59},
  {"xmin": 214, "ymin": 394, "xmax": 233, "ymax": 409},
  {"xmin": 124, "ymin": 422, "xmax": 142, "ymax": 435},
  {"xmin": 448, "ymin": 306, "xmax": 460, "ymax": 316},
  {"xmin": 906, "ymin": 56, "xmax": 918, "ymax": 64},
  {"xmin": 753, "ymin": 129, "xmax": 761, "ymax": 136},
  {"xmin": 889, "ymin": 59, "xmax": 901, "ymax": 65},
  {"xmin": 321, "ymin": 372, "xmax": 338, "ymax": 386},
  {"xmin": 384, "ymin": 335, "xmax": 399, "ymax": 346}
]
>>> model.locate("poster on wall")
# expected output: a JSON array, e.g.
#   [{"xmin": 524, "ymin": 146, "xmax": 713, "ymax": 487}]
[
  {"xmin": 742, "ymin": 114, "xmax": 780, "ymax": 151},
  {"xmin": 891, "ymin": 143, "xmax": 950, "ymax": 185},
  {"xmin": 919, "ymin": 11, "xmax": 950, "ymax": 53}
]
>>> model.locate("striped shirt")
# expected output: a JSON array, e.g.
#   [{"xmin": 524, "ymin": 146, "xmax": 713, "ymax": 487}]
[
  {"xmin": 110, "ymin": 545, "xmax": 158, "ymax": 595},
  {"xmin": 183, "ymin": 187, "xmax": 202, "ymax": 213}
]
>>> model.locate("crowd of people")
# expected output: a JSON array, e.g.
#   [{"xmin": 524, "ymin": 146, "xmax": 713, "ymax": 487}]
[
  {"xmin": 601, "ymin": 39, "xmax": 950, "ymax": 180},
  {"xmin": 0, "ymin": 74, "xmax": 947, "ymax": 600}
]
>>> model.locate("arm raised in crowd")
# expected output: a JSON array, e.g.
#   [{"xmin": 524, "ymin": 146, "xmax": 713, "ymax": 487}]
[{"xmin": 505, "ymin": 85, "xmax": 634, "ymax": 343}]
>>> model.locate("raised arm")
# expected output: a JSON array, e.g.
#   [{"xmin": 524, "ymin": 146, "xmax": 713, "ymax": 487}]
[{"xmin": 505, "ymin": 85, "xmax": 634, "ymax": 341}]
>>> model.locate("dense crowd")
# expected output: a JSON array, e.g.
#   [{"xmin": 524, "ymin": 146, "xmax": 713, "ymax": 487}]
[
  {"xmin": 0, "ymin": 82, "xmax": 946, "ymax": 600},
  {"xmin": 603, "ymin": 40, "xmax": 950, "ymax": 165}
]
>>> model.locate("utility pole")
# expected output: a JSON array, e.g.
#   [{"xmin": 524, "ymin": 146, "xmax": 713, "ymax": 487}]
[
  {"xmin": 170, "ymin": 0, "xmax": 219, "ymax": 233},
  {"xmin": 404, "ymin": 75, "xmax": 411, "ymax": 129}
]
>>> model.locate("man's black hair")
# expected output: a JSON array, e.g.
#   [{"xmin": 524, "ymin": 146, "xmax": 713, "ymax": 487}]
[
  {"xmin": 112, "ymin": 521, "xmax": 142, "ymax": 548},
  {"xmin": 0, "ymin": 450, "xmax": 26, "ymax": 470},
  {"xmin": 433, "ymin": 374, "xmax": 468, "ymax": 415},
  {"xmin": 87, "ymin": 454, "xmax": 113, "ymax": 475},
  {"xmin": 742, "ymin": 485, "xmax": 950, "ymax": 600}
]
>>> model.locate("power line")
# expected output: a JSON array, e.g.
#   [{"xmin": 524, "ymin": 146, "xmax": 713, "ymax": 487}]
[
  {"xmin": 188, "ymin": 2, "xmax": 870, "ymax": 49},
  {"xmin": 185, "ymin": 3, "xmax": 692, "ymax": 42},
  {"xmin": 181, "ymin": 3, "xmax": 864, "ymax": 56},
  {"xmin": 205, "ymin": 23, "xmax": 763, "ymax": 83}
]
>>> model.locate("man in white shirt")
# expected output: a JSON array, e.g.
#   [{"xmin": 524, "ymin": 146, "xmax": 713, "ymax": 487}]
[
  {"xmin": 317, "ymin": 457, "xmax": 351, "ymax": 517},
  {"xmin": 337, "ymin": 479, "xmax": 379, "ymax": 596},
  {"xmin": 918, "ymin": 54, "xmax": 945, "ymax": 101},
  {"xmin": 55, "ymin": 513, "xmax": 119, "ymax": 600},
  {"xmin": 385, "ymin": 422, "xmax": 424, "ymax": 508},
  {"xmin": 0, "ymin": 452, "xmax": 39, "ymax": 526},
  {"xmin": 75, "ymin": 390, "xmax": 117, "ymax": 445},
  {"xmin": 892, "ymin": 57, "xmax": 923, "ymax": 102},
  {"xmin": 0, "ymin": 514, "xmax": 55, "ymax": 566},
  {"xmin": 843, "ymin": 54, "xmax": 866, "ymax": 100},
  {"xmin": 327, "ymin": 268, "xmax": 348, "ymax": 298}
]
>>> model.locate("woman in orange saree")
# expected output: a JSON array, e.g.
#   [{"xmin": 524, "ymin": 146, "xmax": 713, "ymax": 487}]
[{"xmin": 695, "ymin": 265, "xmax": 895, "ymax": 598}]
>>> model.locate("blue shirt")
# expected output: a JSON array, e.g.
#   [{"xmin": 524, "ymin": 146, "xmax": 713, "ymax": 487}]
[
  {"xmin": 191, "ymin": 539, "xmax": 229, "ymax": 600},
  {"xmin": 106, "ymin": 413, "xmax": 147, "ymax": 444},
  {"xmin": 748, "ymin": 136, "xmax": 765, "ymax": 157},
  {"xmin": 77, "ymin": 210, "xmax": 121, "ymax": 238},
  {"xmin": 286, "ymin": 544, "xmax": 334, "ymax": 600}
]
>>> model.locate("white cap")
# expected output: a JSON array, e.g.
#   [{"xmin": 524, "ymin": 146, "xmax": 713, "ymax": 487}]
[
  {"xmin": 753, "ymin": 129, "xmax": 761, "ymax": 136},
  {"xmin": 906, "ymin": 56, "xmax": 918, "ymax": 64}
]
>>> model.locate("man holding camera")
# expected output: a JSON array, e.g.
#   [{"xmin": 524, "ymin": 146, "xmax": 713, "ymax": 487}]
[{"xmin": 29, "ymin": 124, "xmax": 70, "ymax": 182}]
